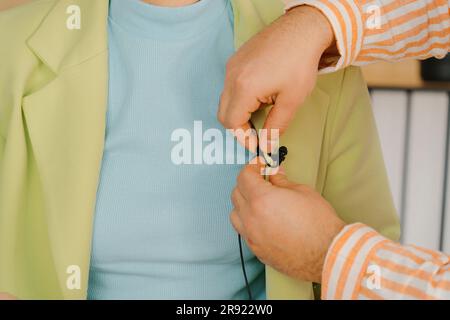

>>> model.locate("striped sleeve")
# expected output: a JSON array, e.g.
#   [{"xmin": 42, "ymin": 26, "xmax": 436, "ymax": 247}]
[
  {"xmin": 284, "ymin": 0, "xmax": 450, "ymax": 73},
  {"xmin": 322, "ymin": 223, "xmax": 450, "ymax": 300}
]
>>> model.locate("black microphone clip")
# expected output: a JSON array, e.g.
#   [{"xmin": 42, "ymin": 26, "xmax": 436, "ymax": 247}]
[{"xmin": 259, "ymin": 146, "xmax": 289, "ymax": 168}]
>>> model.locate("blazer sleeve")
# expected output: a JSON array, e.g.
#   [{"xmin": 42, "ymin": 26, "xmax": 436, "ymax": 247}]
[{"xmin": 321, "ymin": 66, "xmax": 401, "ymax": 242}]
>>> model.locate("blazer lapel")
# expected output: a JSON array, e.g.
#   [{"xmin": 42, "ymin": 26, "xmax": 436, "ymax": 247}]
[{"xmin": 22, "ymin": 0, "xmax": 109, "ymax": 299}]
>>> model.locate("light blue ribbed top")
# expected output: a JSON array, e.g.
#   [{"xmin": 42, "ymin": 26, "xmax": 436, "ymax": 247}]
[{"xmin": 87, "ymin": 0, "xmax": 265, "ymax": 300}]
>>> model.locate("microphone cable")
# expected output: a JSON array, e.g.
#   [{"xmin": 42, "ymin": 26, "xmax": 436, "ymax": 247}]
[{"xmin": 237, "ymin": 121, "xmax": 288, "ymax": 300}]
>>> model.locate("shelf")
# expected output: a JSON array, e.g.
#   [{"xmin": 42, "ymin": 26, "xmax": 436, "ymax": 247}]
[{"xmin": 362, "ymin": 60, "xmax": 450, "ymax": 91}]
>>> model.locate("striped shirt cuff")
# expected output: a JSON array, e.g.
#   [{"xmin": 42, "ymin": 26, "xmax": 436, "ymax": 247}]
[
  {"xmin": 284, "ymin": 0, "xmax": 364, "ymax": 73},
  {"xmin": 321, "ymin": 223, "xmax": 390, "ymax": 300}
]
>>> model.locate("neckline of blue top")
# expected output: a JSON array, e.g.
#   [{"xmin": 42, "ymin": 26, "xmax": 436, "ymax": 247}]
[{"xmin": 109, "ymin": 0, "xmax": 230, "ymax": 40}]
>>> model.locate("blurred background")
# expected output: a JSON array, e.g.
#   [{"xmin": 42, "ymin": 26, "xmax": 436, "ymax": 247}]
[
  {"xmin": 1, "ymin": 0, "xmax": 449, "ymax": 253},
  {"xmin": 364, "ymin": 59, "xmax": 450, "ymax": 254}
]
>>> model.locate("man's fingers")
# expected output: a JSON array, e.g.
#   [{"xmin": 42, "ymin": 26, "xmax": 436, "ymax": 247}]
[
  {"xmin": 261, "ymin": 92, "xmax": 302, "ymax": 152},
  {"xmin": 231, "ymin": 187, "xmax": 246, "ymax": 210},
  {"xmin": 218, "ymin": 78, "xmax": 261, "ymax": 153},
  {"xmin": 268, "ymin": 170, "xmax": 296, "ymax": 189},
  {"xmin": 217, "ymin": 84, "xmax": 232, "ymax": 128},
  {"xmin": 0, "ymin": 293, "xmax": 17, "ymax": 300},
  {"xmin": 236, "ymin": 160, "xmax": 271, "ymax": 199},
  {"xmin": 218, "ymin": 72, "xmax": 261, "ymax": 122},
  {"xmin": 232, "ymin": 123, "xmax": 258, "ymax": 154},
  {"xmin": 230, "ymin": 209, "xmax": 245, "ymax": 236},
  {"xmin": 218, "ymin": 81, "xmax": 256, "ymax": 129}
]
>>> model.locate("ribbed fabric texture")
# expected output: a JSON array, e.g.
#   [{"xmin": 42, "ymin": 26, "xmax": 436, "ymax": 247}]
[{"xmin": 87, "ymin": 0, "xmax": 265, "ymax": 300}]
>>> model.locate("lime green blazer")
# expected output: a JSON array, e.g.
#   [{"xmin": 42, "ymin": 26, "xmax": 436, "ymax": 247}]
[{"xmin": 0, "ymin": 0, "xmax": 400, "ymax": 299}]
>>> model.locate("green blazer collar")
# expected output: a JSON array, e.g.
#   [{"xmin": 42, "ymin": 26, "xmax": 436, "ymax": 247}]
[
  {"xmin": 21, "ymin": 0, "xmax": 110, "ymax": 299},
  {"xmin": 27, "ymin": 0, "xmax": 109, "ymax": 74}
]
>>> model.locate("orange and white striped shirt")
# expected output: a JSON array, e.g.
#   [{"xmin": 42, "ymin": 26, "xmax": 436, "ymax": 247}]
[
  {"xmin": 322, "ymin": 223, "xmax": 450, "ymax": 299},
  {"xmin": 284, "ymin": 0, "xmax": 450, "ymax": 73},
  {"xmin": 284, "ymin": 0, "xmax": 450, "ymax": 300}
]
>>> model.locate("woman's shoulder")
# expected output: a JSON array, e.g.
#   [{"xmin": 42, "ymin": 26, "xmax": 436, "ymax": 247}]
[{"xmin": 0, "ymin": 0, "xmax": 57, "ymax": 44}]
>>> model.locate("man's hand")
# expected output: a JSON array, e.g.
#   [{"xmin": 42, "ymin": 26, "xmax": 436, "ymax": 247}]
[
  {"xmin": 218, "ymin": 5, "xmax": 334, "ymax": 152},
  {"xmin": 0, "ymin": 293, "xmax": 17, "ymax": 300},
  {"xmin": 231, "ymin": 160, "xmax": 345, "ymax": 283}
]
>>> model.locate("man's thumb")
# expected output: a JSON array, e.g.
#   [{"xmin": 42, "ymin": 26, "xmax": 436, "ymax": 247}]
[
  {"xmin": 269, "ymin": 169, "xmax": 295, "ymax": 188},
  {"xmin": 0, "ymin": 292, "xmax": 17, "ymax": 300},
  {"xmin": 262, "ymin": 92, "xmax": 300, "ymax": 145}
]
